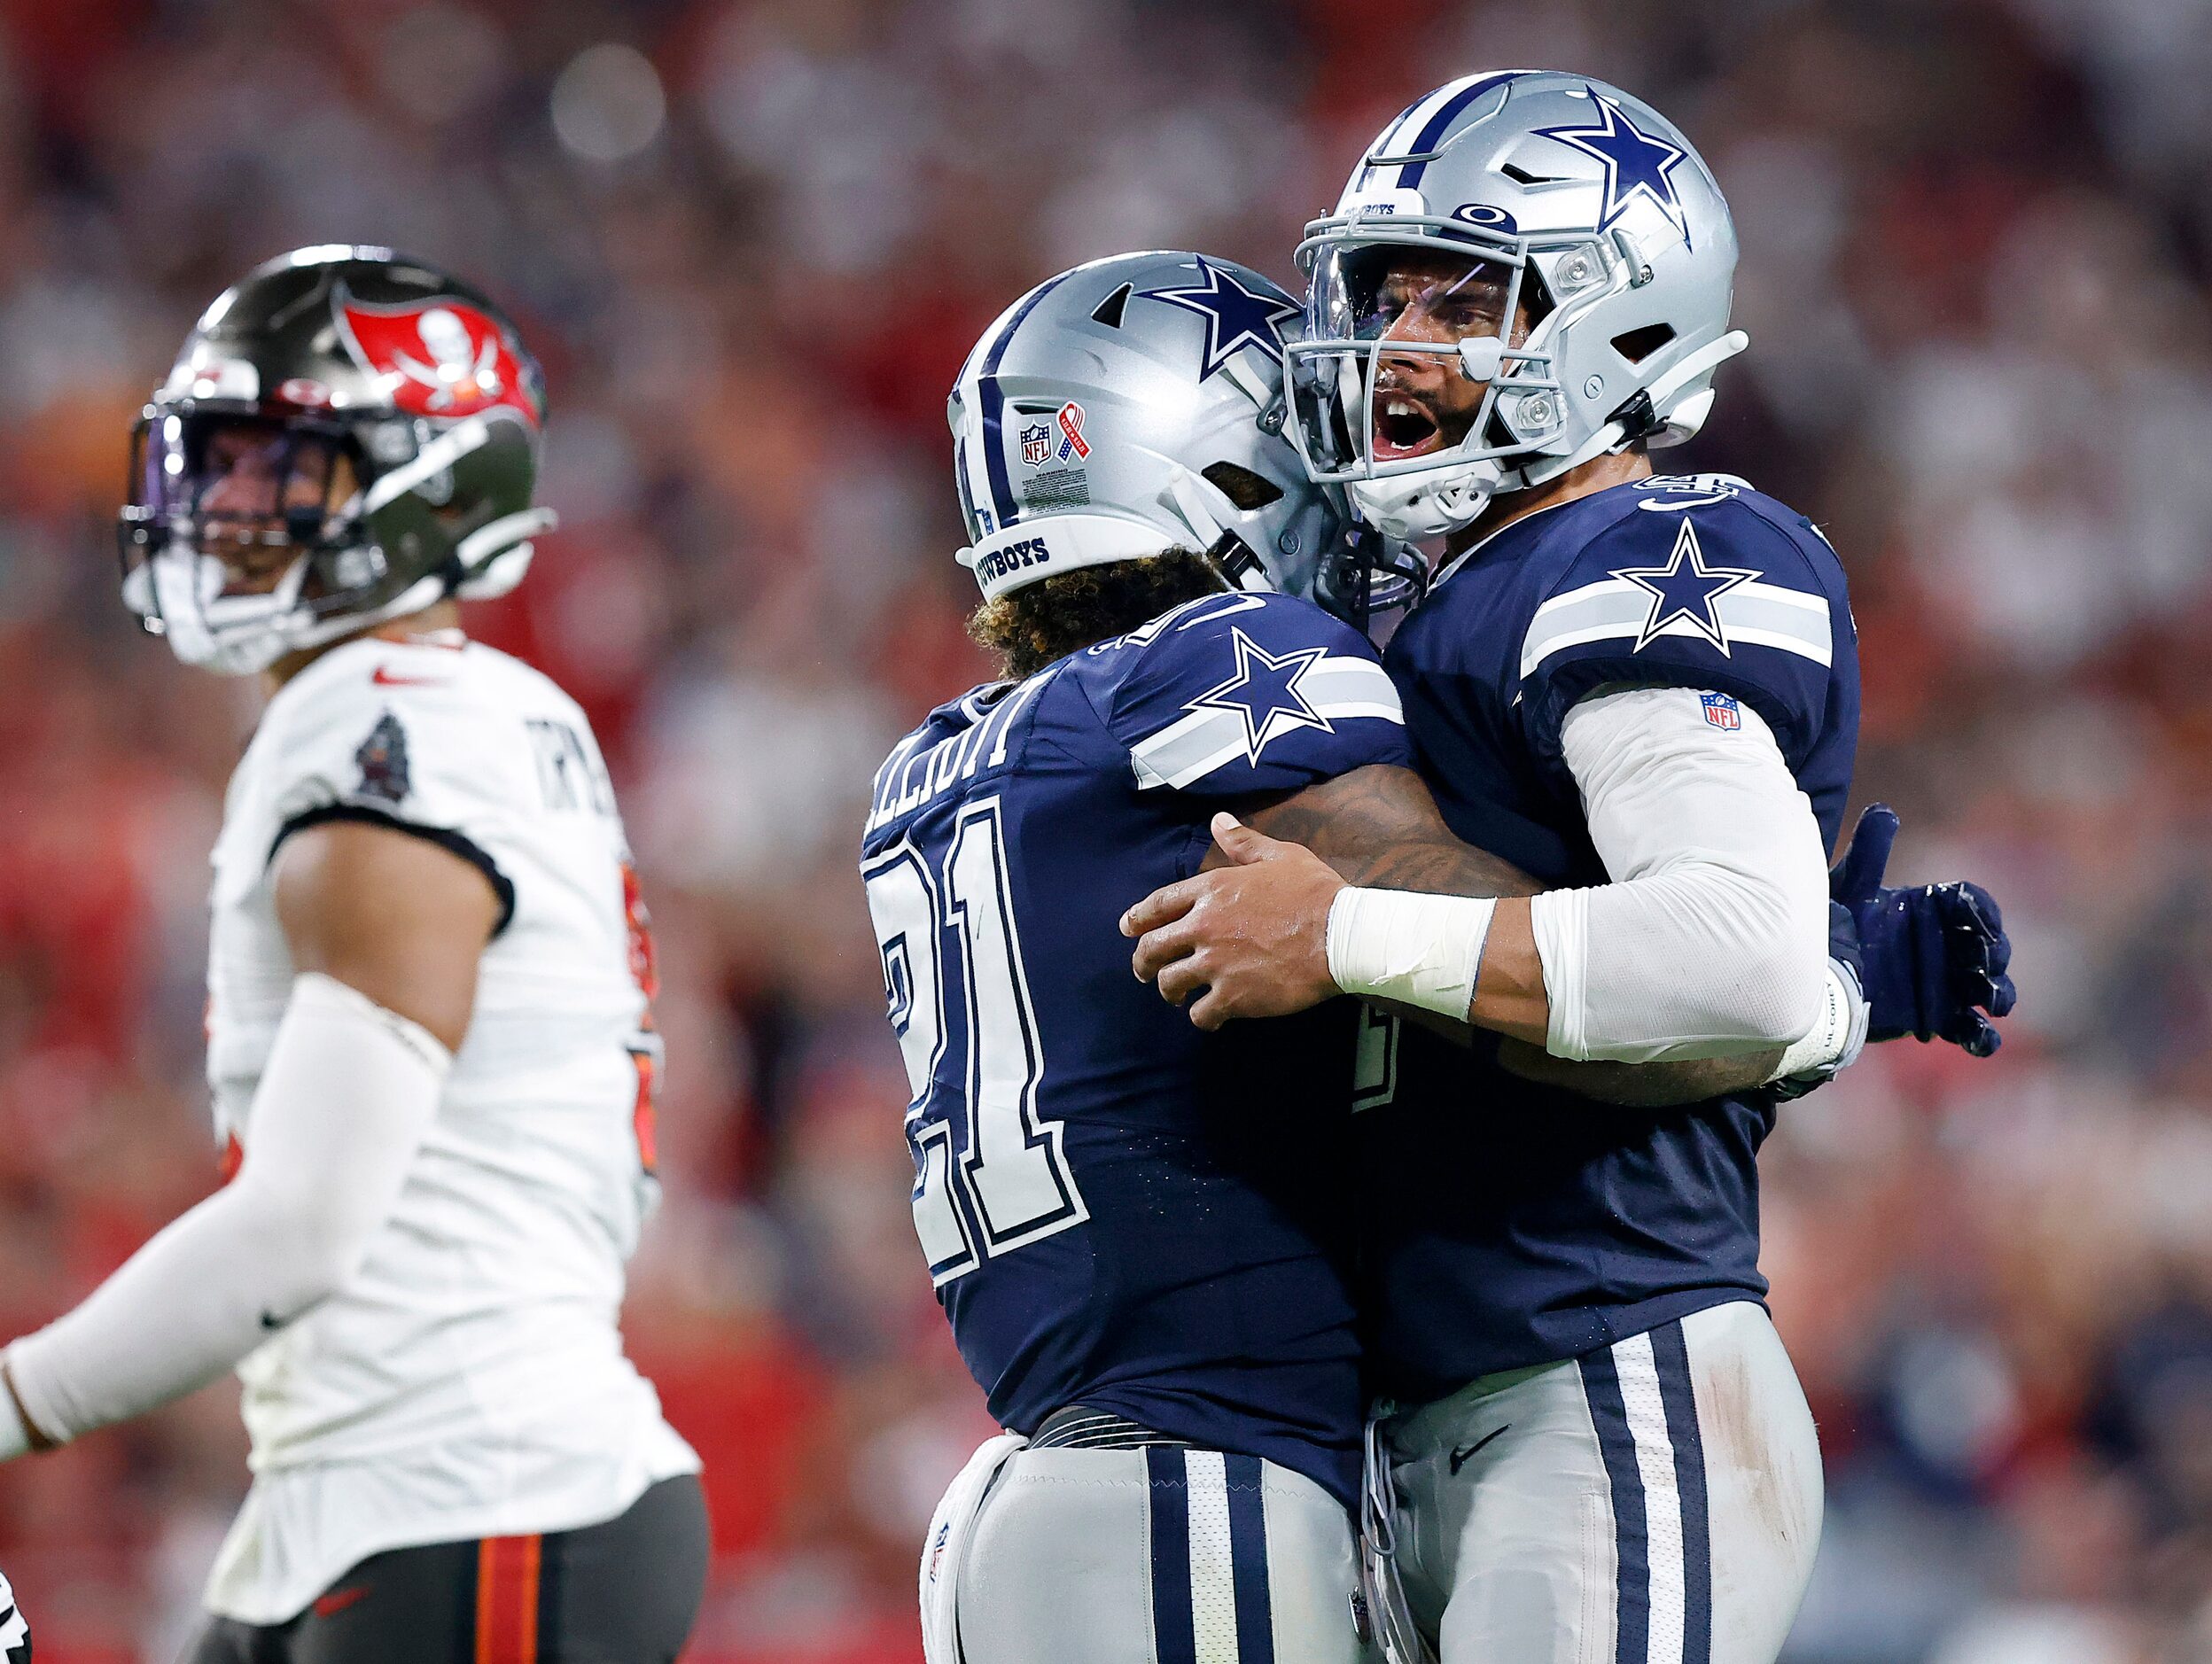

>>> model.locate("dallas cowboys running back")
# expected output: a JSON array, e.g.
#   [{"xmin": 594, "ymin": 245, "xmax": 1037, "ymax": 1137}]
[
  {"xmin": 869, "ymin": 251, "xmax": 1406, "ymax": 1664},
  {"xmin": 1123, "ymin": 74, "xmax": 2013, "ymax": 1664},
  {"xmin": 0, "ymin": 249, "xmax": 705, "ymax": 1662}
]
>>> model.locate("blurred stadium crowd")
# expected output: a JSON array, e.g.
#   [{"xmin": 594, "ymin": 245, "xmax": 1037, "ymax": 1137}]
[{"xmin": 0, "ymin": 0, "xmax": 2208, "ymax": 1659}]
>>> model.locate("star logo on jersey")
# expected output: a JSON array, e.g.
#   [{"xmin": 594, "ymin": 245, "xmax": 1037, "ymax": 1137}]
[
  {"xmin": 1610, "ymin": 517, "xmax": 1759, "ymax": 656},
  {"xmin": 1189, "ymin": 628, "xmax": 1333, "ymax": 761},
  {"xmin": 1140, "ymin": 258, "xmax": 1299, "ymax": 381},
  {"xmin": 1535, "ymin": 91, "xmax": 1693, "ymax": 245}
]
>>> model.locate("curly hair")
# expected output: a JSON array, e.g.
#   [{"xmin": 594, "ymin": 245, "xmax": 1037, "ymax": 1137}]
[{"xmin": 967, "ymin": 549, "xmax": 1227, "ymax": 680}]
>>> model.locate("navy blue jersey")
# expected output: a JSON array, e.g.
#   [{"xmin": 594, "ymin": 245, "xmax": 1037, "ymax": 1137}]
[
  {"xmin": 861, "ymin": 590, "xmax": 1414, "ymax": 1504},
  {"xmin": 1364, "ymin": 472, "xmax": 1860, "ymax": 1403}
]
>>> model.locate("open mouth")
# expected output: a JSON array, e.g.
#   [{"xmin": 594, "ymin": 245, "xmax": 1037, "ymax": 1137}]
[{"xmin": 1374, "ymin": 393, "xmax": 1445, "ymax": 461}]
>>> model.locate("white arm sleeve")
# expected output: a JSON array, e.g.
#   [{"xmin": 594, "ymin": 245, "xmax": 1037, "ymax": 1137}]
[
  {"xmin": 2, "ymin": 974, "xmax": 446, "ymax": 1449},
  {"xmin": 1529, "ymin": 687, "xmax": 1830, "ymax": 1063}
]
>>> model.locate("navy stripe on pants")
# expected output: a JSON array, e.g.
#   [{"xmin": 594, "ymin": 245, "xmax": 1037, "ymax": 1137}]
[
  {"xmin": 1651, "ymin": 1321, "xmax": 1713, "ymax": 1664},
  {"xmin": 1579, "ymin": 1344, "xmax": 1650, "ymax": 1664},
  {"xmin": 1224, "ymin": 1453, "xmax": 1274, "ymax": 1664},
  {"xmin": 1147, "ymin": 1447, "xmax": 1197, "ymax": 1664}
]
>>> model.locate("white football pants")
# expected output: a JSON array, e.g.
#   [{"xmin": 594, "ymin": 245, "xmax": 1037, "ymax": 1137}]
[
  {"xmin": 937, "ymin": 1442, "xmax": 1364, "ymax": 1664},
  {"xmin": 1381, "ymin": 1301, "xmax": 1823, "ymax": 1664}
]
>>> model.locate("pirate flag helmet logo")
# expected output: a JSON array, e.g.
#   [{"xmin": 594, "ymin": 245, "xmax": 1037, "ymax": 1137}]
[{"xmin": 335, "ymin": 295, "xmax": 542, "ymax": 429}]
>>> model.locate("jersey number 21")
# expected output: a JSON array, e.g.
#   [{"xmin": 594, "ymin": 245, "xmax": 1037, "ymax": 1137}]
[{"xmin": 863, "ymin": 797, "xmax": 1088, "ymax": 1285}]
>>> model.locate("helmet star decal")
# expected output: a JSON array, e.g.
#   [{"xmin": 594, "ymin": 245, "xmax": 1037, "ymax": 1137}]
[
  {"xmin": 1140, "ymin": 258, "xmax": 1300, "ymax": 382},
  {"xmin": 334, "ymin": 292, "xmax": 542, "ymax": 428},
  {"xmin": 1534, "ymin": 90, "xmax": 1694, "ymax": 246},
  {"xmin": 1188, "ymin": 627, "xmax": 1334, "ymax": 760},
  {"xmin": 1610, "ymin": 517, "xmax": 1761, "ymax": 655}
]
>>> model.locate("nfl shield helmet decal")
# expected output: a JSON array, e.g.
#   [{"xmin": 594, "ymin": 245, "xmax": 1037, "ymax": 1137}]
[
  {"xmin": 1020, "ymin": 423, "xmax": 1051, "ymax": 467},
  {"xmin": 334, "ymin": 292, "xmax": 542, "ymax": 427}
]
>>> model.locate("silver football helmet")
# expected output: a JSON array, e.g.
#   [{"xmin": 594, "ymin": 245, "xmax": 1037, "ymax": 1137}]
[
  {"xmin": 949, "ymin": 251, "xmax": 1421, "ymax": 625},
  {"xmin": 1288, "ymin": 71, "xmax": 1749, "ymax": 540}
]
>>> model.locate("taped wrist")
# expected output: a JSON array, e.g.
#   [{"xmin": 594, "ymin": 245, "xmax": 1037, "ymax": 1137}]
[
  {"xmin": 1325, "ymin": 887, "xmax": 1496, "ymax": 1022},
  {"xmin": 1768, "ymin": 960, "xmax": 1868, "ymax": 1083}
]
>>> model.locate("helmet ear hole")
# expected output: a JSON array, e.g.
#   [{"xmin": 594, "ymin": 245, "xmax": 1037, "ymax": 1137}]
[
  {"xmin": 1200, "ymin": 462, "xmax": 1282, "ymax": 510},
  {"xmin": 1610, "ymin": 323, "xmax": 1677, "ymax": 364}
]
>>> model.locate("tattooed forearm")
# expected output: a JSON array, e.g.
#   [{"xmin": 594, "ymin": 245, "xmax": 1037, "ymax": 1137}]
[
  {"xmin": 1232, "ymin": 765, "xmax": 1766, "ymax": 1109},
  {"xmin": 1236, "ymin": 766, "xmax": 1542, "ymax": 898}
]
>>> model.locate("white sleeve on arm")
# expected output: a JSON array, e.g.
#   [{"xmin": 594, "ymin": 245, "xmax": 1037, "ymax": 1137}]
[
  {"xmin": 1530, "ymin": 686, "xmax": 1831, "ymax": 1063},
  {"xmin": 0, "ymin": 973, "xmax": 446, "ymax": 1452}
]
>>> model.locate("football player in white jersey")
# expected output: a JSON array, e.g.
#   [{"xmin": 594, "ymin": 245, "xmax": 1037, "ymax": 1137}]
[{"xmin": 0, "ymin": 248, "xmax": 705, "ymax": 1663}]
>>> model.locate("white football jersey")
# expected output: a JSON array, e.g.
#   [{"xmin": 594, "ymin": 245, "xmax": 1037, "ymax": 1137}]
[{"xmin": 198, "ymin": 634, "xmax": 697, "ymax": 1625}]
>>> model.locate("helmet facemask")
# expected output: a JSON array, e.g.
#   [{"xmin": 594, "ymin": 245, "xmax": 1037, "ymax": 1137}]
[
  {"xmin": 121, "ymin": 406, "xmax": 401, "ymax": 675},
  {"xmin": 1288, "ymin": 224, "xmax": 1639, "ymax": 540}
]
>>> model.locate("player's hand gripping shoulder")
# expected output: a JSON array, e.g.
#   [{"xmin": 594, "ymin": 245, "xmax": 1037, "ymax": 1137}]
[
  {"xmin": 1127, "ymin": 758, "xmax": 2013, "ymax": 1098},
  {"xmin": 1122, "ymin": 763, "xmax": 1538, "ymax": 1030},
  {"xmin": 1121, "ymin": 765, "xmax": 1797, "ymax": 1108}
]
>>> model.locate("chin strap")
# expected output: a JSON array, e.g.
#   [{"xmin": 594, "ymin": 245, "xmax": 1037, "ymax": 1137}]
[{"xmin": 454, "ymin": 507, "xmax": 558, "ymax": 600}]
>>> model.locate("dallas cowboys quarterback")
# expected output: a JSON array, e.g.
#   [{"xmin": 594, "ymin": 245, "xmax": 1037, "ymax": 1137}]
[
  {"xmin": 867, "ymin": 245, "xmax": 1942, "ymax": 1664},
  {"xmin": 0, "ymin": 248, "xmax": 706, "ymax": 1662},
  {"xmin": 1123, "ymin": 73, "xmax": 2013, "ymax": 1664}
]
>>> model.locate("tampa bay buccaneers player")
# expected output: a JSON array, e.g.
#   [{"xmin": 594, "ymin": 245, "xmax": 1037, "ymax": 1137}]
[{"xmin": 0, "ymin": 248, "xmax": 705, "ymax": 1662}]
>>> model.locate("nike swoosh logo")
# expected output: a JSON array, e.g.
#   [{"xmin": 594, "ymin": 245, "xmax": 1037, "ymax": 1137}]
[
  {"xmin": 260, "ymin": 1310, "xmax": 286, "ymax": 1331},
  {"xmin": 1448, "ymin": 1425, "xmax": 1509, "ymax": 1474},
  {"xmin": 371, "ymin": 666, "xmax": 445, "ymax": 687},
  {"xmin": 312, "ymin": 1584, "xmax": 371, "ymax": 1618}
]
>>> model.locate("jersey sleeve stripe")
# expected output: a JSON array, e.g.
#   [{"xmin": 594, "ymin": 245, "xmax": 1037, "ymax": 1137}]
[
  {"xmin": 273, "ymin": 804, "xmax": 518, "ymax": 937},
  {"xmin": 1291, "ymin": 657, "xmax": 1406, "ymax": 708},
  {"xmin": 1519, "ymin": 579, "xmax": 1834, "ymax": 675}
]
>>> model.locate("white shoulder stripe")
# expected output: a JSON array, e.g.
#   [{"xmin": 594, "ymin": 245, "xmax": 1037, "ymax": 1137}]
[
  {"xmin": 1520, "ymin": 577, "xmax": 1834, "ymax": 677},
  {"xmin": 1127, "ymin": 654, "xmax": 1402, "ymax": 791}
]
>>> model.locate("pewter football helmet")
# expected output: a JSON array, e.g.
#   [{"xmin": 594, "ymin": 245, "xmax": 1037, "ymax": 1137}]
[
  {"xmin": 1289, "ymin": 72, "xmax": 1749, "ymax": 540},
  {"xmin": 950, "ymin": 251, "xmax": 1420, "ymax": 624},
  {"xmin": 119, "ymin": 246, "xmax": 554, "ymax": 675}
]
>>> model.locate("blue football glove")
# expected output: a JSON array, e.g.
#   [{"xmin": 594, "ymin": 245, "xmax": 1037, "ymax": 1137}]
[{"xmin": 1830, "ymin": 805, "xmax": 2017, "ymax": 1057}]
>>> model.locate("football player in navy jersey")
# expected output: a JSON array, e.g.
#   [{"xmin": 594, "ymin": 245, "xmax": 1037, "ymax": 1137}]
[
  {"xmin": 866, "ymin": 251, "xmax": 1856, "ymax": 1664},
  {"xmin": 1122, "ymin": 75, "xmax": 2013, "ymax": 1664}
]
